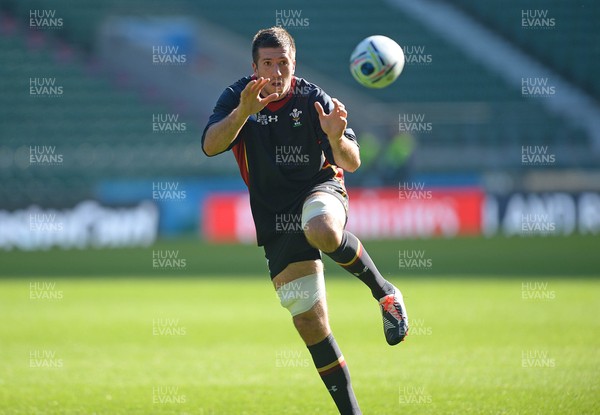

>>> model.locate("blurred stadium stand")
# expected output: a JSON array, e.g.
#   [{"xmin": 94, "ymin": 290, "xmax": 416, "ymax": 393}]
[
  {"xmin": 449, "ymin": 0, "xmax": 600, "ymax": 99},
  {"xmin": 0, "ymin": 8, "xmax": 204, "ymax": 210},
  {"xmin": 1, "ymin": 0, "xmax": 599, "ymax": 213}
]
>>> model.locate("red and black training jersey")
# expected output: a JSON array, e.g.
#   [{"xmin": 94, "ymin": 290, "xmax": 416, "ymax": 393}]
[{"xmin": 202, "ymin": 76, "xmax": 358, "ymax": 246}]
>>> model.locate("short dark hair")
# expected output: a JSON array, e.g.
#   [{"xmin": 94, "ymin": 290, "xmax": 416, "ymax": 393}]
[{"xmin": 252, "ymin": 27, "xmax": 296, "ymax": 64}]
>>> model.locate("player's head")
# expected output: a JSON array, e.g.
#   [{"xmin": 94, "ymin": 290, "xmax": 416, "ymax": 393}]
[{"xmin": 252, "ymin": 27, "xmax": 296, "ymax": 98}]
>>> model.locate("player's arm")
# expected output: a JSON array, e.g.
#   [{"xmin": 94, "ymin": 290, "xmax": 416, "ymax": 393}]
[
  {"xmin": 314, "ymin": 98, "xmax": 361, "ymax": 172},
  {"xmin": 203, "ymin": 77, "xmax": 279, "ymax": 156}
]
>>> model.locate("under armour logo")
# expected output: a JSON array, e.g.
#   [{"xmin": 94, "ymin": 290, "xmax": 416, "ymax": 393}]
[
  {"xmin": 353, "ymin": 266, "xmax": 368, "ymax": 277},
  {"xmin": 256, "ymin": 114, "xmax": 278, "ymax": 125},
  {"xmin": 328, "ymin": 385, "xmax": 338, "ymax": 393}
]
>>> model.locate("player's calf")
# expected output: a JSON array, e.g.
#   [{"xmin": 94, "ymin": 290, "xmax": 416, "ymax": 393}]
[
  {"xmin": 307, "ymin": 333, "xmax": 362, "ymax": 414},
  {"xmin": 274, "ymin": 272, "xmax": 361, "ymax": 414},
  {"xmin": 299, "ymin": 192, "xmax": 408, "ymax": 346},
  {"xmin": 301, "ymin": 192, "xmax": 392, "ymax": 298}
]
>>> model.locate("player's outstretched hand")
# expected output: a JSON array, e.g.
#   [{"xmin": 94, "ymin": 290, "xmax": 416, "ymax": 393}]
[
  {"xmin": 314, "ymin": 98, "xmax": 348, "ymax": 141},
  {"xmin": 239, "ymin": 77, "xmax": 279, "ymax": 118}
]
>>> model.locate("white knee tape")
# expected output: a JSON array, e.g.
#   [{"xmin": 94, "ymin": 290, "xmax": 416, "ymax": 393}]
[
  {"xmin": 301, "ymin": 193, "xmax": 346, "ymax": 229},
  {"xmin": 276, "ymin": 273, "xmax": 325, "ymax": 316}
]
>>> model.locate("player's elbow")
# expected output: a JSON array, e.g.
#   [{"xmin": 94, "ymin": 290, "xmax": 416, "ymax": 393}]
[
  {"xmin": 344, "ymin": 157, "xmax": 361, "ymax": 173},
  {"xmin": 202, "ymin": 142, "xmax": 219, "ymax": 157},
  {"xmin": 344, "ymin": 145, "xmax": 361, "ymax": 172},
  {"xmin": 202, "ymin": 130, "xmax": 222, "ymax": 157}
]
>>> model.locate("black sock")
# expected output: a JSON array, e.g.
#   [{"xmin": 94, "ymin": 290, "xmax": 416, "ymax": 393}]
[
  {"xmin": 326, "ymin": 231, "xmax": 393, "ymax": 300},
  {"xmin": 307, "ymin": 334, "xmax": 361, "ymax": 415}
]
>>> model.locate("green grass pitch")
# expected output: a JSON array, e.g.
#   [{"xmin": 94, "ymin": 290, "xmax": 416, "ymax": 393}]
[
  {"xmin": 1, "ymin": 235, "xmax": 599, "ymax": 413},
  {"xmin": 1, "ymin": 275, "xmax": 599, "ymax": 414}
]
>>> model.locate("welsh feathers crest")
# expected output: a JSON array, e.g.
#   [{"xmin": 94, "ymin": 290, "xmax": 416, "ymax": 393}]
[{"xmin": 289, "ymin": 108, "xmax": 302, "ymax": 127}]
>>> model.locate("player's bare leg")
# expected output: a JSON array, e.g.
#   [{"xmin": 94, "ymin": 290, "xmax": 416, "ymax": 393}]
[
  {"xmin": 303, "ymin": 192, "xmax": 409, "ymax": 345},
  {"xmin": 273, "ymin": 260, "xmax": 361, "ymax": 415},
  {"xmin": 273, "ymin": 261, "xmax": 330, "ymax": 343}
]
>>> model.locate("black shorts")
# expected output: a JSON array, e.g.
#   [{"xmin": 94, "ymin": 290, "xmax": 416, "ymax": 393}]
[{"xmin": 263, "ymin": 180, "xmax": 348, "ymax": 279}]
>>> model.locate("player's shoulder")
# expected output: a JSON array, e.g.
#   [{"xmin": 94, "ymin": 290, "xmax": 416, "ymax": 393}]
[
  {"xmin": 294, "ymin": 77, "xmax": 331, "ymax": 108},
  {"xmin": 215, "ymin": 76, "xmax": 252, "ymax": 108},
  {"xmin": 226, "ymin": 76, "xmax": 253, "ymax": 96},
  {"xmin": 293, "ymin": 76, "xmax": 328, "ymax": 100}
]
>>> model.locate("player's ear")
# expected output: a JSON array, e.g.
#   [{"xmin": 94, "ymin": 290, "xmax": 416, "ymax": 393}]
[
  {"xmin": 291, "ymin": 59, "xmax": 296, "ymax": 75},
  {"xmin": 252, "ymin": 62, "xmax": 258, "ymax": 76}
]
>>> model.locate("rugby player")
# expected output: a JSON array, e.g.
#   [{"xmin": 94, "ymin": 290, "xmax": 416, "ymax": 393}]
[{"xmin": 202, "ymin": 27, "xmax": 408, "ymax": 415}]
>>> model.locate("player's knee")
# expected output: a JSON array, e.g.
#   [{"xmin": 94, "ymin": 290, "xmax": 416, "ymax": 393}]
[
  {"xmin": 276, "ymin": 273, "xmax": 325, "ymax": 317},
  {"xmin": 292, "ymin": 308, "xmax": 321, "ymax": 332},
  {"xmin": 304, "ymin": 217, "xmax": 343, "ymax": 253},
  {"xmin": 292, "ymin": 298, "xmax": 329, "ymax": 337}
]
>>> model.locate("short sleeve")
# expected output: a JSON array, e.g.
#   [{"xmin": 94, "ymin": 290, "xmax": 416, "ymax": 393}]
[{"xmin": 201, "ymin": 86, "xmax": 241, "ymax": 157}]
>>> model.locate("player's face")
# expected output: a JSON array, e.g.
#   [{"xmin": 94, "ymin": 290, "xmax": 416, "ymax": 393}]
[{"xmin": 252, "ymin": 47, "xmax": 295, "ymax": 99}]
